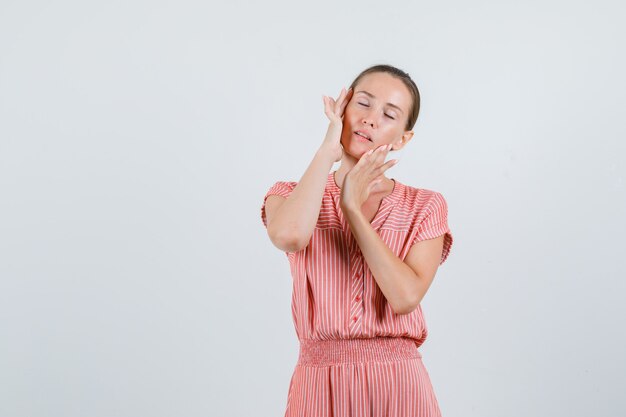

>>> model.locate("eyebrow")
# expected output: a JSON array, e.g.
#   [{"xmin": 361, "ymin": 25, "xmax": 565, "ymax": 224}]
[{"xmin": 355, "ymin": 90, "xmax": 405, "ymax": 114}]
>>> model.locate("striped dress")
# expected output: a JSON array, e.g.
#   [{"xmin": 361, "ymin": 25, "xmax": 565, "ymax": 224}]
[{"xmin": 260, "ymin": 171, "xmax": 453, "ymax": 417}]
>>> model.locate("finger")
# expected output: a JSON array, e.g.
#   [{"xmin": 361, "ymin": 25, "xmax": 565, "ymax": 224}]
[
  {"xmin": 333, "ymin": 88, "xmax": 345, "ymax": 107},
  {"xmin": 373, "ymin": 143, "xmax": 390, "ymax": 163},
  {"xmin": 326, "ymin": 96, "xmax": 338, "ymax": 118},
  {"xmin": 324, "ymin": 95, "xmax": 332, "ymax": 109},
  {"xmin": 374, "ymin": 157, "xmax": 399, "ymax": 175},
  {"xmin": 336, "ymin": 87, "xmax": 346, "ymax": 102},
  {"xmin": 364, "ymin": 149, "xmax": 384, "ymax": 176},
  {"xmin": 368, "ymin": 178, "xmax": 383, "ymax": 193},
  {"xmin": 365, "ymin": 144, "xmax": 393, "ymax": 174},
  {"xmin": 333, "ymin": 88, "xmax": 346, "ymax": 115},
  {"xmin": 339, "ymin": 88, "xmax": 353, "ymax": 113},
  {"xmin": 323, "ymin": 96, "xmax": 335, "ymax": 119},
  {"xmin": 371, "ymin": 177, "xmax": 384, "ymax": 187},
  {"xmin": 357, "ymin": 148, "xmax": 375, "ymax": 166},
  {"xmin": 375, "ymin": 143, "xmax": 388, "ymax": 152}
]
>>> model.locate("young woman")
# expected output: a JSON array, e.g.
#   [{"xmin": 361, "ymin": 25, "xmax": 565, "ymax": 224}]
[{"xmin": 260, "ymin": 64, "xmax": 453, "ymax": 417}]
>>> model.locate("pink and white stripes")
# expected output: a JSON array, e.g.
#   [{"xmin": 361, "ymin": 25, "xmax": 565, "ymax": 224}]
[
  {"xmin": 261, "ymin": 171, "xmax": 453, "ymax": 416},
  {"xmin": 286, "ymin": 337, "xmax": 442, "ymax": 417}
]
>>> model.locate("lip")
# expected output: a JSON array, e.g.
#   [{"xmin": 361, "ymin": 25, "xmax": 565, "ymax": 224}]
[{"xmin": 354, "ymin": 130, "xmax": 373, "ymax": 141}]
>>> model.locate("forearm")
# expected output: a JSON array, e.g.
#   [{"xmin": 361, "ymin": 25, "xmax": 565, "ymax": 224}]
[
  {"xmin": 271, "ymin": 146, "xmax": 335, "ymax": 248},
  {"xmin": 344, "ymin": 207, "xmax": 423, "ymax": 314}
]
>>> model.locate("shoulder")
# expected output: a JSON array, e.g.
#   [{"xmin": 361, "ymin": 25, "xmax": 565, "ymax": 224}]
[
  {"xmin": 400, "ymin": 183, "xmax": 446, "ymax": 212},
  {"xmin": 264, "ymin": 180, "xmax": 298, "ymax": 198},
  {"xmin": 261, "ymin": 180, "xmax": 299, "ymax": 229},
  {"xmin": 269, "ymin": 180, "xmax": 298, "ymax": 188}
]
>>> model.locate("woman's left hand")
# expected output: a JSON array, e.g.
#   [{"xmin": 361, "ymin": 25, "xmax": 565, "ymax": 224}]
[{"xmin": 339, "ymin": 143, "xmax": 399, "ymax": 214}]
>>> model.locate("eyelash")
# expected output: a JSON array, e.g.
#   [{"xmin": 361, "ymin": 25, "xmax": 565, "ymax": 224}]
[{"xmin": 357, "ymin": 102, "xmax": 395, "ymax": 120}]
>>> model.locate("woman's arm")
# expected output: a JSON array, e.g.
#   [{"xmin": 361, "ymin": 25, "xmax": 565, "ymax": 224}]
[
  {"xmin": 338, "ymin": 145, "xmax": 443, "ymax": 315},
  {"xmin": 344, "ymin": 206, "xmax": 444, "ymax": 315},
  {"xmin": 264, "ymin": 147, "xmax": 335, "ymax": 252},
  {"xmin": 265, "ymin": 87, "xmax": 353, "ymax": 253}
]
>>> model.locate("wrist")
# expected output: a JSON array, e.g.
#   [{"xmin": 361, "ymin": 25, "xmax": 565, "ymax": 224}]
[
  {"xmin": 324, "ymin": 121, "xmax": 343, "ymax": 141},
  {"xmin": 340, "ymin": 200, "xmax": 361, "ymax": 217},
  {"xmin": 315, "ymin": 145, "xmax": 338, "ymax": 165}
]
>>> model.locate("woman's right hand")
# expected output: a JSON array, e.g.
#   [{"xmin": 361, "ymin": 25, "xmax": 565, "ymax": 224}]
[{"xmin": 321, "ymin": 87, "xmax": 354, "ymax": 162}]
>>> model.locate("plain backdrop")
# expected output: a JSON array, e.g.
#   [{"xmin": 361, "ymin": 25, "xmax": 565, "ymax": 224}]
[{"xmin": 1, "ymin": 1, "xmax": 625, "ymax": 416}]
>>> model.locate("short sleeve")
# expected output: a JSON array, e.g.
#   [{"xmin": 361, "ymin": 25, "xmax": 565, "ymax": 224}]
[
  {"xmin": 409, "ymin": 192, "xmax": 454, "ymax": 265},
  {"xmin": 260, "ymin": 181, "xmax": 297, "ymax": 228}
]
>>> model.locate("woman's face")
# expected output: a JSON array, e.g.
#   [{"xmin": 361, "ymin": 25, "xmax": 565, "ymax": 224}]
[{"xmin": 341, "ymin": 72, "xmax": 414, "ymax": 156}]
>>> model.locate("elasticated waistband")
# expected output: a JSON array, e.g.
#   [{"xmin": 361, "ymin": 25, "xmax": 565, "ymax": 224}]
[{"xmin": 297, "ymin": 337, "xmax": 422, "ymax": 366}]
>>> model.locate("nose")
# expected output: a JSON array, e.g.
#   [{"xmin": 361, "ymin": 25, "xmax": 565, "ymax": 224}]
[
  {"xmin": 360, "ymin": 106, "xmax": 376, "ymax": 128},
  {"xmin": 361, "ymin": 116, "xmax": 375, "ymax": 129}
]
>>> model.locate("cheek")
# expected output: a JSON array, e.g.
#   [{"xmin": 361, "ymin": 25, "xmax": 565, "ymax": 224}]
[
  {"xmin": 346, "ymin": 101, "xmax": 363, "ymax": 116},
  {"xmin": 381, "ymin": 125, "xmax": 401, "ymax": 139},
  {"xmin": 343, "ymin": 106, "xmax": 357, "ymax": 120}
]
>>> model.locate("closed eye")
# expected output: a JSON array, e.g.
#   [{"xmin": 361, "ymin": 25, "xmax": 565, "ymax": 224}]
[{"xmin": 358, "ymin": 102, "xmax": 395, "ymax": 120}]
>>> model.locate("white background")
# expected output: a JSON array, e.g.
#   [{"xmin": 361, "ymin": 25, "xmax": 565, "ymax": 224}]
[{"xmin": 1, "ymin": 1, "xmax": 624, "ymax": 416}]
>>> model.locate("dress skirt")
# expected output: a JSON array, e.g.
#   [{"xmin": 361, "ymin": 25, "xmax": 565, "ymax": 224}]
[{"xmin": 283, "ymin": 337, "xmax": 442, "ymax": 417}]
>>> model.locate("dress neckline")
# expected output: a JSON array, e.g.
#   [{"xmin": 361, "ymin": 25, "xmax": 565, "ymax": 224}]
[
  {"xmin": 329, "ymin": 170, "xmax": 400, "ymax": 201},
  {"xmin": 327, "ymin": 171, "xmax": 402, "ymax": 230}
]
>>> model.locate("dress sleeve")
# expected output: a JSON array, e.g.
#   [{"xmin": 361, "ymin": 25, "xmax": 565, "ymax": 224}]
[
  {"xmin": 260, "ymin": 181, "xmax": 297, "ymax": 228},
  {"xmin": 409, "ymin": 192, "xmax": 454, "ymax": 265}
]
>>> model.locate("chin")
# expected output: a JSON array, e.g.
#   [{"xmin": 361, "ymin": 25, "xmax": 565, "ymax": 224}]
[
  {"xmin": 341, "ymin": 134, "xmax": 372, "ymax": 157},
  {"xmin": 344, "ymin": 144, "xmax": 371, "ymax": 159}
]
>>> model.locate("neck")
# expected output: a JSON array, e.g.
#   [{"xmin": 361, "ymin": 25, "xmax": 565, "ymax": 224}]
[{"xmin": 333, "ymin": 168, "xmax": 394, "ymax": 196}]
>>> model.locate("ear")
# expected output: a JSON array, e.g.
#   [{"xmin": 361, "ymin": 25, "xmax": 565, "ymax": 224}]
[{"xmin": 391, "ymin": 131, "xmax": 414, "ymax": 150}]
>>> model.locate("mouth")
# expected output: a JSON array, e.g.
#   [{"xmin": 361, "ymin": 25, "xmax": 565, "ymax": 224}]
[{"xmin": 354, "ymin": 131, "xmax": 373, "ymax": 142}]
